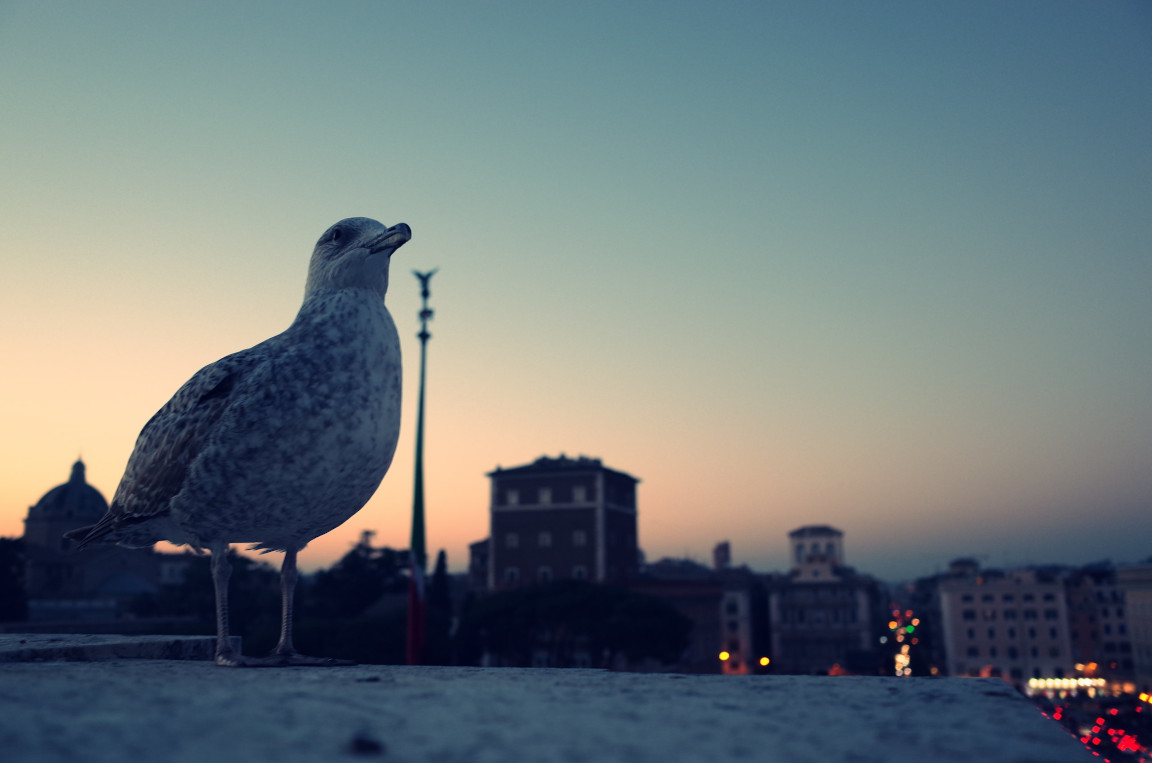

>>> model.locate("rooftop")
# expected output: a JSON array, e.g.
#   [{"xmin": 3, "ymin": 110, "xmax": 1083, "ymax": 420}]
[
  {"xmin": 0, "ymin": 634, "xmax": 1090, "ymax": 763},
  {"xmin": 488, "ymin": 454, "xmax": 639, "ymax": 483}
]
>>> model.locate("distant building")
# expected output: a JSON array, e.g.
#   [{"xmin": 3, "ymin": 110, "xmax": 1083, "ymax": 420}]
[
  {"xmin": 713, "ymin": 541, "xmax": 731, "ymax": 571},
  {"xmin": 1117, "ymin": 563, "xmax": 1152, "ymax": 694},
  {"xmin": 936, "ymin": 562, "xmax": 1074, "ymax": 688},
  {"xmin": 765, "ymin": 525, "xmax": 886, "ymax": 675},
  {"xmin": 1065, "ymin": 563, "xmax": 1134, "ymax": 692},
  {"xmin": 632, "ymin": 552, "xmax": 768, "ymax": 675},
  {"xmin": 467, "ymin": 538, "xmax": 489, "ymax": 591},
  {"xmin": 485, "ymin": 455, "xmax": 639, "ymax": 590},
  {"xmin": 631, "ymin": 561, "xmax": 725, "ymax": 674},
  {"xmin": 21, "ymin": 460, "xmax": 187, "ymax": 623}
]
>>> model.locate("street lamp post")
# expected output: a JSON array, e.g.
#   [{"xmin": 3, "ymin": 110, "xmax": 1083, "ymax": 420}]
[{"xmin": 406, "ymin": 268, "xmax": 437, "ymax": 665}]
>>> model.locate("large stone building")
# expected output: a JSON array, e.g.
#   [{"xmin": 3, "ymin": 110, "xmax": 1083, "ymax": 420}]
[
  {"xmin": 936, "ymin": 563, "xmax": 1074, "ymax": 688},
  {"xmin": 22, "ymin": 460, "xmax": 185, "ymax": 622},
  {"xmin": 1117, "ymin": 563, "xmax": 1152, "ymax": 694},
  {"xmin": 1066, "ymin": 563, "xmax": 1134, "ymax": 692},
  {"xmin": 765, "ymin": 525, "xmax": 886, "ymax": 675},
  {"xmin": 483, "ymin": 455, "xmax": 639, "ymax": 590}
]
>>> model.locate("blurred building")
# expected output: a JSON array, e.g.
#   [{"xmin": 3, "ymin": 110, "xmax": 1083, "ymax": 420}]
[
  {"xmin": 631, "ymin": 559, "xmax": 725, "ymax": 673},
  {"xmin": 936, "ymin": 562, "xmax": 1074, "ymax": 689},
  {"xmin": 633, "ymin": 549, "xmax": 769, "ymax": 675},
  {"xmin": 1065, "ymin": 563, "xmax": 1134, "ymax": 692},
  {"xmin": 484, "ymin": 455, "xmax": 639, "ymax": 590},
  {"xmin": 21, "ymin": 460, "xmax": 187, "ymax": 622},
  {"xmin": 1117, "ymin": 563, "xmax": 1152, "ymax": 694},
  {"xmin": 765, "ymin": 525, "xmax": 886, "ymax": 675},
  {"xmin": 467, "ymin": 538, "xmax": 489, "ymax": 591}
]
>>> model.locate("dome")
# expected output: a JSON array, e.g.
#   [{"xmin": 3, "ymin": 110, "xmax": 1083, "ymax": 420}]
[{"xmin": 28, "ymin": 459, "xmax": 109, "ymax": 522}]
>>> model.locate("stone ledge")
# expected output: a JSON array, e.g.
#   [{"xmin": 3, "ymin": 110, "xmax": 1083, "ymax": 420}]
[
  {"xmin": 0, "ymin": 643, "xmax": 1089, "ymax": 763},
  {"xmin": 0, "ymin": 633, "xmax": 236, "ymax": 662}
]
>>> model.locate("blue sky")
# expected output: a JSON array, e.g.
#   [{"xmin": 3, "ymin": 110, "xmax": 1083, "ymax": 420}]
[{"xmin": 1, "ymin": 1, "xmax": 1150, "ymax": 580}]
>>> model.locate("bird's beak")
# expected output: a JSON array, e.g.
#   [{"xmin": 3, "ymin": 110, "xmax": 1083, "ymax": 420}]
[{"xmin": 368, "ymin": 223, "xmax": 412, "ymax": 255}]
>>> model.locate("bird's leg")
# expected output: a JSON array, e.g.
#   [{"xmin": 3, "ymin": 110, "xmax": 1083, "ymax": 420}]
[
  {"xmin": 272, "ymin": 547, "xmax": 301, "ymax": 656},
  {"xmin": 257, "ymin": 547, "xmax": 355, "ymax": 667},
  {"xmin": 210, "ymin": 543, "xmax": 247, "ymax": 667}
]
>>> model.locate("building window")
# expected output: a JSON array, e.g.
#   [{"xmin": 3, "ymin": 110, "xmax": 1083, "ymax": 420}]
[
  {"xmin": 1004, "ymin": 609, "xmax": 1017, "ymax": 620},
  {"xmin": 539, "ymin": 487, "xmax": 551, "ymax": 505},
  {"xmin": 572, "ymin": 565, "xmax": 588, "ymax": 580},
  {"xmin": 538, "ymin": 531, "xmax": 552, "ymax": 548},
  {"xmin": 572, "ymin": 530, "xmax": 587, "ymax": 547},
  {"xmin": 1044, "ymin": 609, "xmax": 1058, "ymax": 621},
  {"xmin": 987, "ymin": 628, "xmax": 996, "ymax": 639},
  {"xmin": 966, "ymin": 627, "xmax": 975, "ymax": 639},
  {"xmin": 537, "ymin": 566, "xmax": 553, "ymax": 583},
  {"xmin": 962, "ymin": 609, "xmax": 976, "ymax": 621},
  {"xmin": 573, "ymin": 485, "xmax": 586, "ymax": 503},
  {"xmin": 506, "ymin": 489, "xmax": 519, "ymax": 506},
  {"xmin": 967, "ymin": 646, "xmax": 979, "ymax": 657},
  {"xmin": 505, "ymin": 532, "xmax": 519, "ymax": 549},
  {"xmin": 504, "ymin": 567, "xmax": 520, "ymax": 584},
  {"xmin": 962, "ymin": 594, "xmax": 974, "ymax": 603}
]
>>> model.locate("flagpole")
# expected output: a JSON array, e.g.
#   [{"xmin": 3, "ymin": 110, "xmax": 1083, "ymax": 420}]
[{"xmin": 407, "ymin": 268, "xmax": 437, "ymax": 665}]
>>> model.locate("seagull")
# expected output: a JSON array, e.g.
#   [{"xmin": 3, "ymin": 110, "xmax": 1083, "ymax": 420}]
[{"xmin": 66, "ymin": 217, "xmax": 411, "ymax": 667}]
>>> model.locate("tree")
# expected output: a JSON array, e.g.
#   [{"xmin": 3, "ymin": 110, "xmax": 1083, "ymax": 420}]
[
  {"xmin": 424, "ymin": 549, "xmax": 453, "ymax": 664},
  {"xmin": 290, "ymin": 532, "xmax": 410, "ymax": 664},
  {"xmin": 458, "ymin": 580, "xmax": 692, "ymax": 669},
  {"xmin": 299, "ymin": 531, "xmax": 407, "ymax": 620}
]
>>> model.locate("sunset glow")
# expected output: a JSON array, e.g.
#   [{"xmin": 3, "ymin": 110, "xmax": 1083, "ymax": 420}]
[{"xmin": 2, "ymin": 2, "xmax": 1149, "ymax": 581}]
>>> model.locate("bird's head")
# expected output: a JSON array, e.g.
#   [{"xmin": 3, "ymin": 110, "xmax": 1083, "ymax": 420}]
[{"xmin": 304, "ymin": 217, "xmax": 412, "ymax": 298}]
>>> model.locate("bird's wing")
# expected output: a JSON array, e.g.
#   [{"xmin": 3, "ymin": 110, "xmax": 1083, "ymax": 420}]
[{"xmin": 75, "ymin": 348, "xmax": 261, "ymax": 546}]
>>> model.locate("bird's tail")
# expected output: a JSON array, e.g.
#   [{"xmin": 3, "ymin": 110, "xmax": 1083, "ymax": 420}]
[{"xmin": 63, "ymin": 525, "xmax": 98, "ymax": 549}]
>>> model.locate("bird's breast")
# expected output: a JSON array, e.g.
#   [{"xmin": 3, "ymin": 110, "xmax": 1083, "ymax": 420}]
[{"xmin": 172, "ymin": 292, "xmax": 403, "ymax": 545}]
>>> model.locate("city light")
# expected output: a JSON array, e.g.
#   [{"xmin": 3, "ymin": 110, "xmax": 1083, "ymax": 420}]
[
  {"xmin": 887, "ymin": 607, "xmax": 918, "ymax": 677},
  {"xmin": 759, "ymin": 657, "xmax": 770, "ymax": 667},
  {"xmin": 1026, "ymin": 677, "xmax": 1106, "ymax": 692},
  {"xmin": 718, "ymin": 651, "xmax": 730, "ymax": 662}
]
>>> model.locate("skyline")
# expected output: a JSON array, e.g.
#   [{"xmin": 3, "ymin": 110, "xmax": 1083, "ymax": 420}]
[{"xmin": 2, "ymin": 2, "xmax": 1150, "ymax": 582}]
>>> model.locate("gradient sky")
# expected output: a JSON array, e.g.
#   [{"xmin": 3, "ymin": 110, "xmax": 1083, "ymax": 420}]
[{"xmin": 2, "ymin": 2, "xmax": 1150, "ymax": 582}]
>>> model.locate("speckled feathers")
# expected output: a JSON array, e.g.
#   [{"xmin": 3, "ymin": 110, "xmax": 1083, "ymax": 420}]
[{"xmin": 67, "ymin": 218, "xmax": 411, "ymax": 554}]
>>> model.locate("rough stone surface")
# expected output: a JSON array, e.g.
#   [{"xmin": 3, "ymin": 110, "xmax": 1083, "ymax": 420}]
[
  {"xmin": 0, "ymin": 634, "xmax": 232, "ymax": 662},
  {"xmin": 0, "ymin": 655, "xmax": 1089, "ymax": 762}
]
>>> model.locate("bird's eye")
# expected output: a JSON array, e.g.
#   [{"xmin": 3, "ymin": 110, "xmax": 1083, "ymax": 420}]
[{"xmin": 329, "ymin": 227, "xmax": 344, "ymax": 244}]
